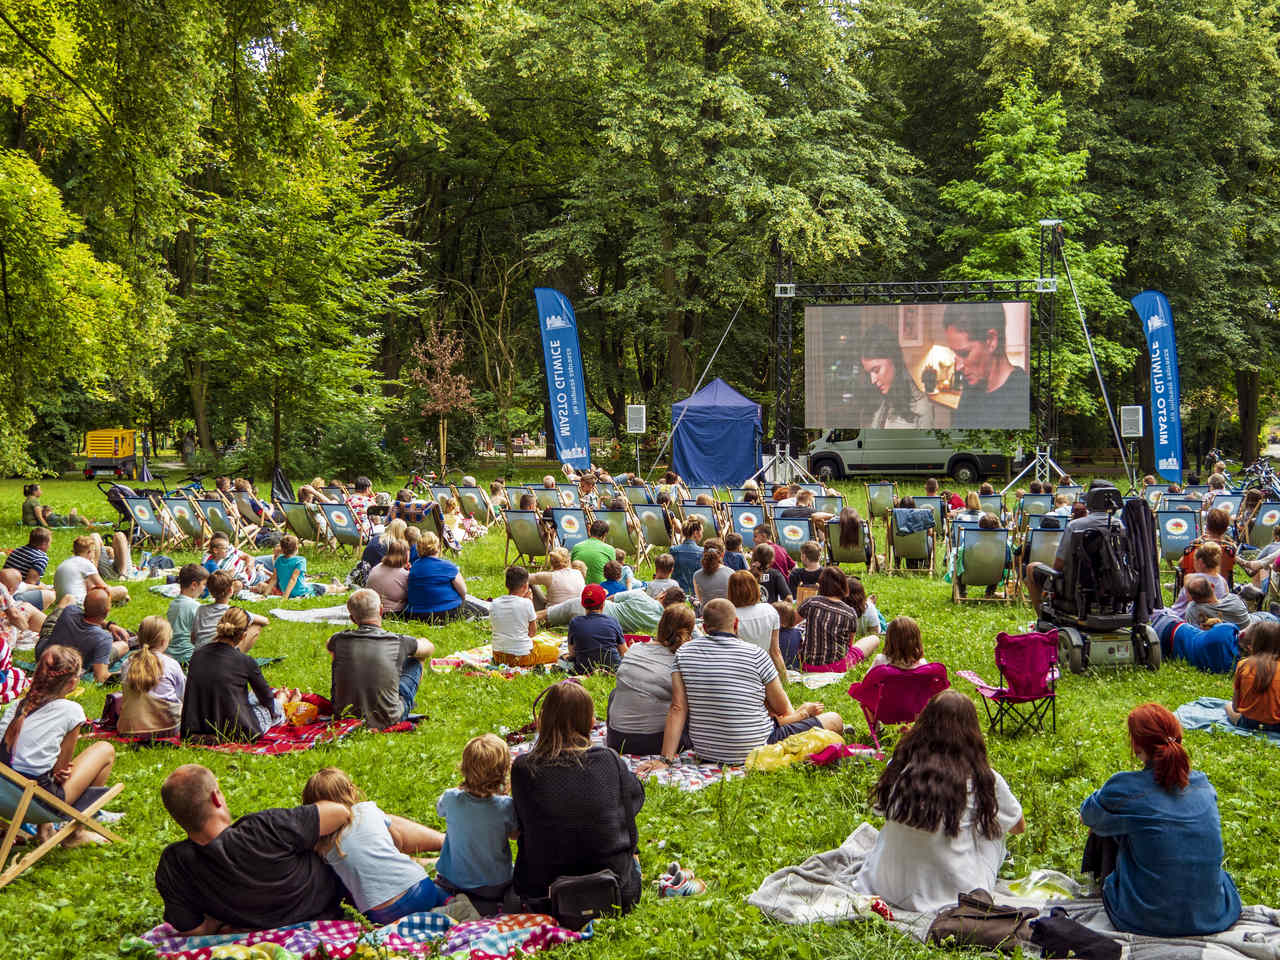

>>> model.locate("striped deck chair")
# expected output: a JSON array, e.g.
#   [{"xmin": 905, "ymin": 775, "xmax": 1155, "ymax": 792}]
[
  {"xmin": 633, "ymin": 504, "xmax": 674, "ymax": 551},
  {"xmin": 826, "ymin": 517, "xmax": 877, "ymax": 573},
  {"xmin": 319, "ymin": 501, "xmax": 365, "ymax": 553},
  {"xmin": 161, "ymin": 495, "xmax": 207, "ymax": 544},
  {"xmin": 550, "ymin": 507, "xmax": 591, "ymax": 551},
  {"xmin": 0, "ymin": 762, "xmax": 124, "ymax": 888},
  {"xmin": 121, "ymin": 495, "xmax": 182, "ymax": 551},
  {"xmin": 504, "ymin": 510, "xmax": 550, "ymax": 567},
  {"xmin": 952, "ymin": 526, "xmax": 1012, "ymax": 603},
  {"xmin": 774, "ymin": 516, "xmax": 816, "ymax": 559},
  {"xmin": 594, "ymin": 509, "xmax": 650, "ymax": 569},
  {"xmin": 193, "ymin": 497, "xmax": 257, "ymax": 550}
]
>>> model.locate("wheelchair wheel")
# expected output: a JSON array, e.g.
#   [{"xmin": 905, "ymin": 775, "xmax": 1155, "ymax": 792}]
[
  {"xmin": 1066, "ymin": 644, "xmax": 1083, "ymax": 674},
  {"xmin": 1146, "ymin": 641, "xmax": 1162, "ymax": 670}
]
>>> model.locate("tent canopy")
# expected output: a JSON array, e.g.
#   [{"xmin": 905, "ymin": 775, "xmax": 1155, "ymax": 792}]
[{"xmin": 671, "ymin": 378, "xmax": 762, "ymax": 486}]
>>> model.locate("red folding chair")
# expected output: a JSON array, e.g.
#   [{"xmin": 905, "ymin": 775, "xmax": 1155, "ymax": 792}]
[
  {"xmin": 958, "ymin": 629, "xmax": 1059, "ymax": 736},
  {"xmin": 848, "ymin": 662, "xmax": 950, "ymax": 752}
]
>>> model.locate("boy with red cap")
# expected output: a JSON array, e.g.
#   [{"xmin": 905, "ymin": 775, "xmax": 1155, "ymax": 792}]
[{"xmin": 567, "ymin": 584, "xmax": 627, "ymax": 673}]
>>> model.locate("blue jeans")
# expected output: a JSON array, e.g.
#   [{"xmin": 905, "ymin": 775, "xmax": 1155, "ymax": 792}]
[
  {"xmin": 398, "ymin": 658, "xmax": 423, "ymax": 721},
  {"xmin": 13, "ymin": 589, "xmax": 45, "ymax": 610},
  {"xmin": 253, "ymin": 555, "xmax": 276, "ymax": 573},
  {"xmin": 1233, "ymin": 714, "xmax": 1280, "ymax": 733},
  {"xmin": 364, "ymin": 875, "xmax": 448, "ymax": 925}
]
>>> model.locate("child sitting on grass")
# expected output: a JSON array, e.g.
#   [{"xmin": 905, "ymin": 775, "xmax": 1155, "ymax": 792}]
[
  {"xmin": 644, "ymin": 554, "xmax": 679, "ymax": 600},
  {"xmin": 600, "ymin": 561, "xmax": 628, "ymax": 597},
  {"xmin": 568, "ymin": 584, "xmax": 627, "ymax": 673},
  {"xmin": 165, "ymin": 564, "xmax": 208, "ymax": 665},
  {"xmin": 191, "ymin": 571, "xmax": 268, "ymax": 653},
  {"xmin": 788, "ymin": 540, "xmax": 823, "ymax": 596},
  {"xmin": 119, "ymin": 616, "xmax": 185, "ymax": 737},
  {"xmin": 871, "ymin": 615, "xmax": 930, "ymax": 671},
  {"xmin": 491, "ymin": 566, "xmax": 554, "ymax": 668},
  {"xmin": 435, "ymin": 733, "xmax": 519, "ymax": 907},
  {"xmin": 614, "ymin": 549, "xmax": 640, "ymax": 590},
  {"xmin": 774, "ymin": 600, "xmax": 802, "ymax": 669},
  {"xmin": 269, "ymin": 535, "xmax": 345, "ymax": 598},
  {"xmin": 723, "ymin": 532, "xmax": 748, "ymax": 571},
  {"xmin": 303, "ymin": 767, "xmax": 447, "ymax": 924}
]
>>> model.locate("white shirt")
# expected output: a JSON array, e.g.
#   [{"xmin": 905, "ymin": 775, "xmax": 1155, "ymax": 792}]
[
  {"xmin": 54, "ymin": 555, "xmax": 99, "ymax": 604},
  {"xmin": 489, "ymin": 594, "xmax": 537, "ymax": 656},
  {"xmin": 735, "ymin": 602, "xmax": 780, "ymax": 655},
  {"xmin": 853, "ymin": 770, "xmax": 1023, "ymax": 911},
  {"xmin": 0, "ymin": 698, "xmax": 86, "ymax": 776},
  {"xmin": 776, "ymin": 498, "xmax": 797, "ymax": 509}
]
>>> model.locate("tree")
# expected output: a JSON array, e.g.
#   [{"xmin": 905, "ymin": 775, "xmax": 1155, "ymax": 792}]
[{"xmin": 409, "ymin": 319, "xmax": 476, "ymax": 474}]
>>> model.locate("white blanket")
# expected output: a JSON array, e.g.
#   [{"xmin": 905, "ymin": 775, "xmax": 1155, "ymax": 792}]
[{"xmin": 269, "ymin": 604, "xmax": 353, "ymax": 625}]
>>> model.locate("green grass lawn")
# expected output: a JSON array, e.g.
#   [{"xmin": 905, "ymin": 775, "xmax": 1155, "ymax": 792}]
[{"xmin": 2, "ymin": 475, "xmax": 1273, "ymax": 960}]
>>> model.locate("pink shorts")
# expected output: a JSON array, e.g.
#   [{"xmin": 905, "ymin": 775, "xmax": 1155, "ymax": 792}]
[{"xmin": 802, "ymin": 646, "xmax": 866, "ymax": 674}]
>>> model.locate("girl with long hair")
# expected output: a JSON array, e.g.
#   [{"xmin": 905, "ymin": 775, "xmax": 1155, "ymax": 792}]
[
  {"xmin": 796, "ymin": 566, "xmax": 882, "ymax": 672},
  {"xmin": 1080, "ymin": 703, "xmax": 1240, "ymax": 936},
  {"xmin": 750, "ymin": 543, "xmax": 793, "ymax": 604},
  {"xmin": 512, "ymin": 681, "xmax": 644, "ymax": 912},
  {"xmin": 0, "ymin": 645, "xmax": 116, "ymax": 845},
  {"xmin": 853, "ymin": 689, "xmax": 1024, "ymax": 910},
  {"xmin": 119, "ymin": 616, "xmax": 185, "ymax": 737},
  {"xmin": 1227, "ymin": 620, "xmax": 1280, "ymax": 731},
  {"xmin": 693, "ymin": 542, "xmax": 731, "ymax": 605},
  {"xmin": 836, "ymin": 507, "xmax": 873, "ymax": 567}
]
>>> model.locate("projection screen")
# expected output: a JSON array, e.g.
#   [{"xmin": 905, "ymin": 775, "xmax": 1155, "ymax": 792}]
[{"xmin": 804, "ymin": 302, "xmax": 1031, "ymax": 430}]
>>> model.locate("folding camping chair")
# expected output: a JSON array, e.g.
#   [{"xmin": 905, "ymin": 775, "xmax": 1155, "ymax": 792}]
[
  {"xmin": 952, "ymin": 526, "xmax": 1012, "ymax": 602},
  {"xmin": 318, "ymin": 501, "xmax": 366, "ymax": 554},
  {"xmin": 848, "ymin": 662, "xmax": 950, "ymax": 751},
  {"xmin": 162, "ymin": 494, "xmax": 208, "ymax": 545},
  {"xmin": 633, "ymin": 504, "xmax": 675, "ymax": 551},
  {"xmin": 456, "ymin": 485, "xmax": 499, "ymax": 524},
  {"xmin": 680, "ymin": 503, "xmax": 723, "ymax": 539},
  {"xmin": 826, "ymin": 516, "xmax": 877, "ymax": 573},
  {"xmin": 728, "ymin": 503, "xmax": 770, "ymax": 543},
  {"xmin": 1015, "ymin": 526, "xmax": 1064, "ymax": 603},
  {"xmin": 550, "ymin": 507, "xmax": 592, "ymax": 551},
  {"xmin": 193, "ymin": 496, "xmax": 257, "ymax": 550},
  {"xmin": 0, "ymin": 762, "xmax": 124, "ymax": 888},
  {"xmin": 408, "ymin": 500, "xmax": 461, "ymax": 555},
  {"xmin": 774, "ymin": 517, "xmax": 816, "ymax": 560},
  {"xmin": 1156, "ymin": 509, "xmax": 1201, "ymax": 566},
  {"xmin": 865, "ymin": 482, "xmax": 897, "ymax": 526},
  {"xmin": 121, "ymin": 495, "xmax": 183, "ymax": 551},
  {"xmin": 886, "ymin": 507, "xmax": 935, "ymax": 574},
  {"xmin": 959, "ymin": 630, "xmax": 1058, "ymax": 735},
  {"xmin": 504, "ymin": 510, "xmax": 551, "ymax": 567},
  {"xmin": 593, "ymin": 509, "xmax": 650, "ymax": 569}
]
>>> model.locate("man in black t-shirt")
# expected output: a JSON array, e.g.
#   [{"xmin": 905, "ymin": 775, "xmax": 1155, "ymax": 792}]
[{"xmin": 155, "ymin": 764, "xmax": 350, "ymax": 934}]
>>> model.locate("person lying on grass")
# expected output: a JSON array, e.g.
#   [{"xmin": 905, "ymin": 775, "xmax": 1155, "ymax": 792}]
[
  {"xmin": 202, "ymin": 532, "xmax": 272, "ymax": 595},
  {"xmin": 302, "ymin": 767, "xmax": 447, "ymax": 925},
  {"xmin": 22, "ymin": 482, "xmax": 90, "ymax": 528},
  {"xmin": 156, "ymin": 763, "xmax": 350, "ymax": 935},
  {"xmin": 328, "ymin": 589, "xmax": 432, "ymax": 729},
  {"xmin": 850, "ymin": 689, "xmax": 1024, "ymax": 911},
  {"xmin": 638, "ymin": 598, "xmax": 843, "ymax": 770},
  {"xmin": 0, "ymin": 645, "xmax": 116, "ymax": 847}
]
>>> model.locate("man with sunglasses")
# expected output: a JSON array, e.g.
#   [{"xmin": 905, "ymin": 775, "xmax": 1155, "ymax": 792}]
[{"xmin": 943, "ymin": 307, "xmax": 1029, "ymax": 429}]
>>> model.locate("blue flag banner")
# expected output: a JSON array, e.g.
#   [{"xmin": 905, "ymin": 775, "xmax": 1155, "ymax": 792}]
[
  {"xmin": 1131, "ymin": 289, "xmax": 1184, "ymax": 484},
  {"xmin": 534, "ymin": 288, "xmax": 591, "ymax": 471}
]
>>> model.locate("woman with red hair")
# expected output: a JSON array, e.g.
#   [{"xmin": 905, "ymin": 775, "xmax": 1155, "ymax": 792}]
[{"xmin": 1079, "ymin": 703, "xmax": 1241, "ymax": 936}]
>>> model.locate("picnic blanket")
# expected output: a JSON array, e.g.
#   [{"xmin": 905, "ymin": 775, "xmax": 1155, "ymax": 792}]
[
  {"xmin": 442, "ymin": 913, "xmax": 593, "ymax": 959},
  {"xmin": 1177, "ymin": 697, "xmax": 1280, "ymax": 747},
  {"xmin": 269, "ymin": 604, "xmax": 353, "ymax": 624},
  {"xmin": 85, "ymin": 716, "xmax": 423, "ymax": 754},
  {"xmin": 750, "ymin": 824, "xmax": 1280, "ymax": 958},
  {"xmin": 785, "ymin": 669, "xmax": 848, "ymax": 690},
  {"xmin": 431, "ymin": 636, "xmax": 568, "ymax": 678},
  {"xmin": 149, "ymin": 583, "xmax": 276, "ymax": 603}
]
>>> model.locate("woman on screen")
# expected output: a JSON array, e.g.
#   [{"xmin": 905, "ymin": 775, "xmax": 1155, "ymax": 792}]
[{"xmin": 858, "ymin": 336, "xmax": 935, "ymax": 429}]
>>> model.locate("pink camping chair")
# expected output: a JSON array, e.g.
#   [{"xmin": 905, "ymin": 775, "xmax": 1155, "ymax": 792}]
[
  {"xmin": 958, "ymin": 629, "xmax": 1059, "ymax": 736},
  {"xmin": 847, "ymin": 662, "xmax": 950, "ymax": 751}
]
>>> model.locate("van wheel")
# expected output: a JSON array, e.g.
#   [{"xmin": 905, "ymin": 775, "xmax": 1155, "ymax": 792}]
[
  {"xmin": 813, "ymin": 458, "xmax": 842, "ymax": 481},
  {"xmin": 950, "ymin": 459, "xmax": 979, "ymax": 484}
]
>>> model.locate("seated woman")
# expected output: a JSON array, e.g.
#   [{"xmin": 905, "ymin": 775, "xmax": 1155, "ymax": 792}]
[
  {"xmin": 405, "ymin": 532, "xmax": 466, "ymax": 623},
  {"xmin": 750, "ymin": 543, "xmax": 793, "ymax": 604},
  {"xmin": 528, "ymin": 547, "xmax": 586, "ymax": 611},
  {"xmin": 22, "ymin": 483, "xmax": 87, "ymax": 528},
  {"xmin": 1080, "ymin": 703, "xmax": 1241, "ymax": 937},
  {"xmin": 606, "ymin": 604, "xmax": 694, "ymax": 755},
  {"xmin": 729, "ymin": 570, "xmax": 785, "ymax": 678},
  {"xmin": 365, "ymin": 539, "xmax": 410, "ymax": 615},
  {"xmin": 234, "ymin": 477, "xmax": 282, "ymax": 524},
  {"xmin": 852, "ymin": 689, "xmax": 1024, "ymax": 911},
  {"xmin": 844, "ymin": 576, "xmax": 882, "ymax": 638},
  {"xmin": 182, "ymin": 607, "xmax": 295, "ymax": 741},
  {"xmin": 512, "ymin": 681, "xmax": 644, "ymax": 912},
  {"xmin": 949, "ymin": 490, "xmax": 983, "ymax": 523},
  {"xmin": 440, "ymin": 496, "xmax": 486, "ymax": 544},
  {"xmin": 119, "ymin": 616, "xmax": 184, "ymax": 738},
  {"xmin": 693, "ymin": 543, "xmax": 732, "ymax": 606},
  {"xmin": 796, "ymin": 566, "xmax": 881, "ymax": 672},
  {"xmin": 1226, "ymin": 620, "xmax": 1280, "ymax": 731},
  {"xmin": 834, "ymin": 506, "xmax": 873, "ymax": 567}
]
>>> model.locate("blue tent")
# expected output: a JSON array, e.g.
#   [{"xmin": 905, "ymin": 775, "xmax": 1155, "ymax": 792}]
[{"xmin": 671, "ymin": 378, "xmax": 762, "ymax": 485}]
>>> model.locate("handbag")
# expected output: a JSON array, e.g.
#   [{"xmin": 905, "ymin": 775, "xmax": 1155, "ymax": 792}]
[
  {"xmin": 1031, "ymin": 907, "xmax": 1122, "ymax": 960},
  {"xmin": 548, "ymin": 869, "xmax": 622, "ymax": 931},
  {"xmin": 926, "ymin": 889, "xmax": 1038, "ymax": 953}
]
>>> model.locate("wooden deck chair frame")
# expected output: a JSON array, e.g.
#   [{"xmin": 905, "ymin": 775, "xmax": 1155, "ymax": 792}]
[
  {"xmin": 193, "ymin": 496, "xmax": 258, "ymax": 550},
  {"xmin": 0, "ymin": 765, "xmax": 124, "ymax": 888},
  {"xmin": 162, "ymin": 494, "xmax": 209, "ymax": 544},
  {"xmin": 826, "ymin": 517, "xmax": 878, "ymax": 574},
  {"xmin": 865, "ymin": 482, "xmax": 898, "ymax": 526},
  {"xmin": 277, "ymin": 498, "xmax": 331, "ymax": 550},
  {"xmin": 504, "ymin": 510, "xmax": 551, "ymax": 567},
  {"xmin": 318, "ymin": 500, "xmax": 365, "ymax": 555},
  {"xmin": 121, "ymin": 495, "xmax": 183, "ymax": 552},
  {"xmin": 774, "ymin": 516, "xmax": 816, "ymax": 560},
  {"xmin": 234, "ymin": 490, "xmax": 283, "ymax": 532},
  {"xmin": 886, "ymin": 509, "xmax": 935, "ymax": 576},
  {"xmin": 952, "ymin": 527, "xmax": 1013, "ymax": 604}
]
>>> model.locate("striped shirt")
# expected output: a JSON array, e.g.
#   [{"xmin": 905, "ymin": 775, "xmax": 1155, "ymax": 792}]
[
  {"xmin": 3, "ymin": 545, "xmax": 48, "ymax": 579},
  {"xmin": 796, "ymin": 596, "xmax": 859, "ymax": 667},
  {"xmin": 673, "ymin": 632, "xmax": 776, "ymax": 764}
]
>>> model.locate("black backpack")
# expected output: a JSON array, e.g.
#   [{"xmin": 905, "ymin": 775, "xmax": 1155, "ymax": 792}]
[{"xmin": 1077, "ymin": 523, "xmax": 1137, "ymax": 612}]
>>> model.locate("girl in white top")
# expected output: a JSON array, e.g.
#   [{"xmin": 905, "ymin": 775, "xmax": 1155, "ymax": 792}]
[
  {"xmin": 0, "ymin": 645, "xmax": 117, "ymax": 845},
  {"xmin": 727, "ymin": 570, "xmax": 785, "ymax": 678},
  {"xmin": 853, "ymin": 689, "xmax": 1024, "ymax": 911},
  {"xmin": 528, "ymin": 548, "xmax": 586, "ymax": 607},
  {"xmin": 869, "ymin": 616, "xmax": 930, "ymax": 671},
  {"xmin": 303, "ymin": 768, "xmax": 447, "ymax": 924}
]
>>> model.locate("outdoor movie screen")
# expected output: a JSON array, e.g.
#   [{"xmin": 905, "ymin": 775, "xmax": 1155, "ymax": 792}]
[{"xmin": 803, "ymin": 302, "xmax": 1032, "ymax": 430}]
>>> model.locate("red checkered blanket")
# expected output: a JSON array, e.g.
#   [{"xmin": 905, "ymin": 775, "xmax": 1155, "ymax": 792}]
[{"xmin": 87, "ymin": 717, "xmax": 418, "ymax": 754}]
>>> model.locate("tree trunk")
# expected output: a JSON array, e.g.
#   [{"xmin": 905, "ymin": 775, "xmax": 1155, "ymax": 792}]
[
  {"xmin": 439, "ymin": 417, "xmax": 448, "ymax": 473},
  {"xmin": 187, "ymin": 358, "xmax": 214, "ymax": 453},
  {"xmin": 272, "ymin": 390, "xmax": 282, "ymax": 472},
  {"xmin": 1236, "ymin": 369, "xmax": 1261, "ymax": 464}
]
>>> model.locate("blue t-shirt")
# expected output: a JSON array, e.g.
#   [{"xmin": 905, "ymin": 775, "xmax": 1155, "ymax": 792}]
[
  {"xmin": 600, "ymin": 578, "xmax": 627, "ymax": 596},
  {"xmin": 274, "ymin": 555, "xmax": 312, "ymax": 598},
  {"xmin": 407, "ymin": 556, "xmax": 462, "ymax": 613},
  {"xmin": 435, "ymin": 788, "xmax": 517, "ymax": 891},
  {"xmin": 724, "ymin": 552, "xmax": 747, "ymax": 572},
  {"xmin": 1080, "ymin": 768, "xmax": 1240, "ymax": 937},
  {"xmin": 1172, "ymin": 622, "xmax": 1239, "ymax": 673},
  {"xmin": 670, "ymin": 542, "xmax": 703, "ymax": 593}
]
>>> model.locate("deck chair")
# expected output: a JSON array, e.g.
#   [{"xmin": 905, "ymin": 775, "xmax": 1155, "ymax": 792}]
[
  {"xmin": 121, "ymin": 495, "xmax": 182, "ymax": 551},
  {"xmin": 1156, "ymin": 509, "xmax": 1200, "ymax": 565},
  {"xmin": 686, "ymin": 486, "xmax": 717, "ymax": 501},
  {"xmin": 959, "ymin": 630, "xmax": 1058, "ymax": 735},
  {"xmin": 504, "ymin": 510, "xmax": 551, "ymax": 567},
  {"xmin": 456, "ymin": 486, "xmax": 499, "ymax": 524},
  {"xmin": 887, "ymin": 507, "xmax": 935, "ymax": 574},
  {"xmin": 194, "ymin": 497, "xmax": 257, "ymax": 550},
  {"xmin": 865, "ymin": 482, "xmax": 897, "ymax": 525},
  {"xmin": 0, "ymin": 763, "xmax": 124, "ymax": 888},
  {"xmin": 725, "ymin": 488, "xmax": 750, "ymax": 502},
  {"xmin": 532, "ymin": 488, "xmax": 562, "ymax": 511},
  {"xmin": 952, "ymin": 526, "xmax": 1012, "ymax": 602},
  {"xmin": 406, "ymin": 501, "xmax": 461, "ymax": 555},
  {"xmin": 318, "ymin": 501, "xmax": 365, "ymax": 553},
  {"xmin": 550, "ymin": 507, "xmax": 591, "ymax": 550},
  {"xmin": 1184, "ymin": 484, "xmax": 1210, "ymax": 498},
  {"xmin": 1161, "ymin": 496, "xmax": 1201, "ymax": 513},
  {"xmin": 826, "ymin": 517, "xmax": 877, "ymax": 573},
  {"xmin": 978, "ymin": 493, "xmax": 1005, "ymax": 519},
  {"xmin": 428, "ymin": 484, "xmax": 458, "ymax": 508},
  {"xmin": 556, "ymin": 484, "xmax": 581, "ymax": 507},
  {"xmin": 1211, "ymin": 493, "xmax": 1243, "ymax": 519},
  {"xmin": 1024, "ymin": 512, "xmax": 1056, "ymax": 532},
  {"xmin": 681, "ymin": 504, "xmax": 723, "ymax": 538},
  {"xmin": 162, "ymin": 494, "xmax": 208, "ymax": 544},
  {"xmin": 728, "ymin": 503, "xmax": 770, "ymax": 542},
  {"xmin": 812, "ymin": 495, "xmax": 844, "ymax": 515},
  {"xmin": 623, "ymin": 484, "xmax": 654, "ymax": 506},
  {"xmin": 1141, "ymin": 485, "xmax": 1163, "ymax": 510},
  {"xmin": 775, "ymin": 517, "xmax": 816, "ymax": 559},
  {"xmin": 234, "ymin": 491, "xmax": 282, "ymax": 531},
  {"xmin": 277, "ymin": 499, "xmax": 324, "ymax": 547},
  {"xmin": 914, "ymin": 495, "xmax": 946, "ymax": 536},
  {"xmin": 1055, "ymin": 485, "xmax": 1084, "ymax": 504},
  {"xmin": 633, "ymin": 504, "xmax": 674, "ymax": 551},
  {"xmin": 799, "ymin": 483, "xmax": 825, "ymax": 496},
  {"xmin": 1017, "ymin": 494, "xmax": 1053, "ymax": 526},
  {"xmin": 1015, "ymin": 526, "xmax": 1064, "ymax": 603},
  {"xmin": 848, "ymin": 662, "xmax": 950, "ymax": 751},
  {"xmin": 321, "ymin": 484, "xmax": 349, "ymax": 502},
  {"xmin": 1247, "ymin": 503, "xmax": 1280, "ymax": 550},
  {"xmin": 593, "ymin": 509, "xmax": 650, "ymax": 568}
]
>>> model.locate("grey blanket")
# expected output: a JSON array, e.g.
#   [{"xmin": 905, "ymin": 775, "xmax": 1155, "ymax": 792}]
[
  {"xmin": 1177, "ymin": 697, "xmax": 1280, "ymax": 747},
  {"xmin": 748, "ymin": 823, "xmax": 1280, "ymax": 958}
]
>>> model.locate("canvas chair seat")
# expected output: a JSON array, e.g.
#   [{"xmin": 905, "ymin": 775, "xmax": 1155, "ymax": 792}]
[
  {"xmin": 826, "ymin": 518, "xmax": 876, "ymax": 572},
  {"xmin": 162, "ymin": 495, "xmax": 207, "ymax": 542},
  {"xmin": 959, "ymin": 629, "xmax": 1058, "ymax": 736},
  {"xmin": 504, "ymin": 511, "xmax": 550, "ymax": 567},
  {"xmin": 865, "ymin": 482, "xmax": 897, "ymax": 522},
  {"xmin": 632, "ymin": 505, "xmax": 673, "ymax": 549},
  {"xmin": 848, "ymin": 662, "xmax": 950, "ymax": 751},
  {"xmin": 953, "ymin": 527, "xmax": 1011, "ymax": 603}
]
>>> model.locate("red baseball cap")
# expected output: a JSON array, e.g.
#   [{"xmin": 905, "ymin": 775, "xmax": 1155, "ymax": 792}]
[{"xmin": 581, "ymin": 584, "xmax": 608, "ymax": 609}]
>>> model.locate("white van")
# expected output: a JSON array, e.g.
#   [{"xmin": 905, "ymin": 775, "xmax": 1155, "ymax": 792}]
[{"xmin": 805, "ymin": 429, "xmax": 1011, "ymax": 483}]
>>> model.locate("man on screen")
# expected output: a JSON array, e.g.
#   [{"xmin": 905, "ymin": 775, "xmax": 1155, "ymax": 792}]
[{"xmin": 943, "ymin": 307, "xmax": 1030, "ymax": 428}]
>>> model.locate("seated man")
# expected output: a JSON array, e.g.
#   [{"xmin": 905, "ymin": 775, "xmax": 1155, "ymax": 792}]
[
  {"xmin": 1180, "ymin": 507, "xmax": 1237, "ymax": 586},
  {"xmin": 1, "ymin": 526, "xmax": 55, "ymax": 610},
  {"xmin": 1026, "ymin": 483, "xmax": 1124, "ymax": 611},
  {"xmin": 328, "ymin": 588, "xmax": 433, "ymax": 728},
  {"xmin": 641, "ymin": 599, "xmax": 843, "ymax": 769},
  {"xmin": 779, "ymin": 489, "xmax": 835, "ymax": 525},
  {"xmin": 37, "ymin": 588, "xmax": 130, "ymax": 682},
  {"xmin": 156, "ymin": 764, "xmax": 349, "ymax": 934},
  {"xmin": 570, "ymin": 519, "xmax": 615, "ymax": 584}
]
